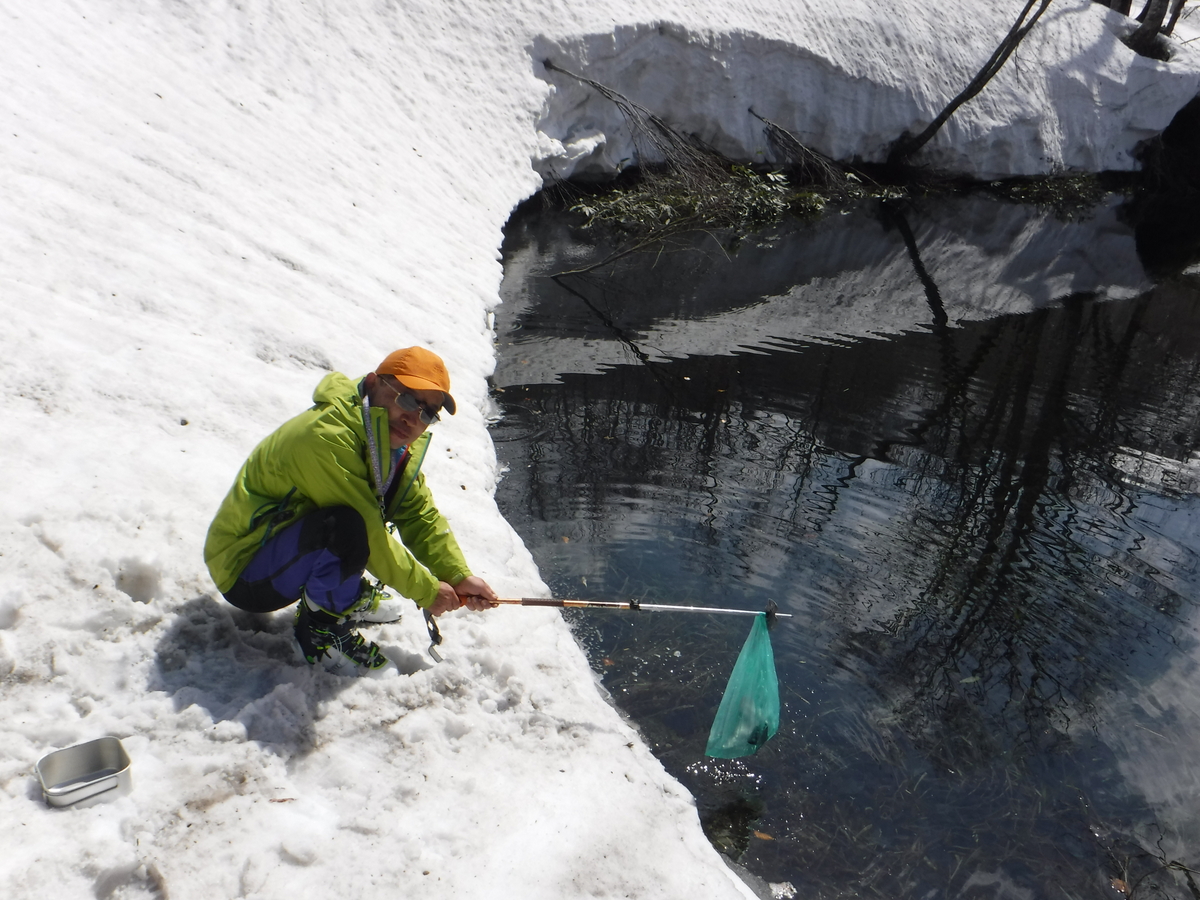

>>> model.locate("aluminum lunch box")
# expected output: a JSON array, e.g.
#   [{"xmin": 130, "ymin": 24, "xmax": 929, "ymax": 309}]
[{"xmin": 36, "ymin": 736, "xmax": 132, "ymax": 808}]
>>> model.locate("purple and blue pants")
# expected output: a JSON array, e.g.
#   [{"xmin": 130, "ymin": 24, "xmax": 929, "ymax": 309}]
[{"xmin": 222, "ymin": 506, "xmax": 369, "ymax": 614}]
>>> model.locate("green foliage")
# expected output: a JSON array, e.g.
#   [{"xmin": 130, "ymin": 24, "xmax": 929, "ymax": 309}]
[
  {"xmin": 790, "ymin": 190, "xmax": 828, "ymax": 217},
  {"xmin": 565, "ymin": 165, "xmax": 932, "ymax": 244},
  {"xmin": 986, "ymin": 174, "xmax": 1108, "ymax": 219},
  {"xmin": 570, "ymin": 164, "xmax": 795, "ymax": 234}
]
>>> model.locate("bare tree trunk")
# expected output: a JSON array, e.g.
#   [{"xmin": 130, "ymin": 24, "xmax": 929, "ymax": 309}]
[
  {"xmin": 1127, "ymin": 0, "xmax": 1171, "ymax": 55},
  {"xmin": 1163, "ymin": 0, "xmax": 1188, "ymax": 35},
  {"xmin": 888, "ymin": 0, "xmax": 1052, "ymax": 168}
]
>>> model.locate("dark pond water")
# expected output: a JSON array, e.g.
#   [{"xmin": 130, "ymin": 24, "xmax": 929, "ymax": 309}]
[{"xmin": 492, "ymin": 194, "xmax": 1200, "ymax": 899}]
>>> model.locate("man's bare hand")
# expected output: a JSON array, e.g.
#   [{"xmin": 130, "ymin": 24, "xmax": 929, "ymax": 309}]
[
  {"xmin": 426, "ymin": 577, "xmax": 498, "ymax": 616},
  {"xmin": 427, "ymin": 581, "xmax": 462, "ymax": 617},
  {"xmin": 453, "ymin": 575, "xmax": 498, "ymax": 611}
]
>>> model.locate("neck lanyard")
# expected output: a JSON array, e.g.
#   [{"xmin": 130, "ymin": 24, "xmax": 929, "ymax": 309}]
[{"xmin": 361, "ymin": 395, "xmax": 401, "ymax": 517}]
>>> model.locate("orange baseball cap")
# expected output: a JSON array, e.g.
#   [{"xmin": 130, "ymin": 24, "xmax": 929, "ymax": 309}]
[{"xmin": 375, "ymin": 347, "xmax": 456, "ymax": 415}]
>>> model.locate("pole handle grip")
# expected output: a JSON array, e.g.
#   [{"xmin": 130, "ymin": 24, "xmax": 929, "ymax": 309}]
[{"xmin": 495, "ymin": 597, "xmax": 633, "ymax": 610}]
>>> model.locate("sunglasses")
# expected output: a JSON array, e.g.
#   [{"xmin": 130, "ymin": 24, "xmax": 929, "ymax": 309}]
[{"xmin": 383, "ymin": 380, "xmax": 441, "ymax": 425}]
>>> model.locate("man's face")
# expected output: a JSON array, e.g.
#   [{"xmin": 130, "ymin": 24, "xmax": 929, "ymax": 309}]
[{"xmin": 367, "ymin": 374, "xmax": 443, "ymax": 449}]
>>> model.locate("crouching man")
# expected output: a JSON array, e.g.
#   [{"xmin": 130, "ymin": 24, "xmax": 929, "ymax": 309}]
[{"xmin": 204, "ymin": 346, "xmax": 497, "ymax": 673}]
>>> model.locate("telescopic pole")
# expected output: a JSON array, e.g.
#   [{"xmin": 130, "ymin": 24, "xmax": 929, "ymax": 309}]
[{"xmin": 493, "ymin": 598, "xmax": 793, "ymax": 618}]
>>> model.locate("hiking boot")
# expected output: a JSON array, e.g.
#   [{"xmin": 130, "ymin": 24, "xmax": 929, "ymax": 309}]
[
  {"xmin": 294, "ymin": 594, "xmax": 390, "ymax": 674},
  {"xmin": 347, "ymin": 580, "xmax": 404, "ymax": 625}
]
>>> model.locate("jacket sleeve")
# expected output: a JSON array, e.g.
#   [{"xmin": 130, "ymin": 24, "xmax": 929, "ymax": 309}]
[
  {"xmin": 388, "ymin": 467, "xmax": 472, "ymax": 587},
  {"xmin": 282, "ymin": 422, "xmax": 445, "ymax": 607}
]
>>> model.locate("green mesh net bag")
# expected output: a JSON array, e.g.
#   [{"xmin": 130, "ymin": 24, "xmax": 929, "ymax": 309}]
[{"xmin": 705, "ymin": 614, "xmax": 780, "ymax": 758}]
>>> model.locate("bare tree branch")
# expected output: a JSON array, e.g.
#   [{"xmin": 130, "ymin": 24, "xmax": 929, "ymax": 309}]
[{"xmin": 888, "ymin": 0, "xmax": 1053, "ymax": 168}]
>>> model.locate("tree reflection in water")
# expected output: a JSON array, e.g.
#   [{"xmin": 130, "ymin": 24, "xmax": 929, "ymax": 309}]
[{"xmin": 493, "ymin": 200, "xmax": 1200, "ymax": 899}]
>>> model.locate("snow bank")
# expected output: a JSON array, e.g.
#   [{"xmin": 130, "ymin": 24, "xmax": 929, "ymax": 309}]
[
  {"xmin": 0, "ymin": 0, "xmax": 1196, "ymax": 897},
  {"xmin": 534, "ymin": 0, "xmax": 1200, "ymax": 180}
]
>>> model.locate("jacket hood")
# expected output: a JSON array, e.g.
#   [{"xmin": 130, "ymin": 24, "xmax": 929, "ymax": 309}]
[{"xmin": 312, "ymin": 371, "xmax": 360, "ymax": 408}]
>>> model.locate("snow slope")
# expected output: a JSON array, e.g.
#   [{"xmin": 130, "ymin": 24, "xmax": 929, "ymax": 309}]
[{"xmin": 1, "ymin": 0, "xmax": 1196, "ymax": 898}]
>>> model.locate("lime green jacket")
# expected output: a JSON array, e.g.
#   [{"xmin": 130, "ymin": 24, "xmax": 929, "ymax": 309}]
[{"xmin": 204, "ymin": 372, "xmax": 471, "ymax": 607}]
